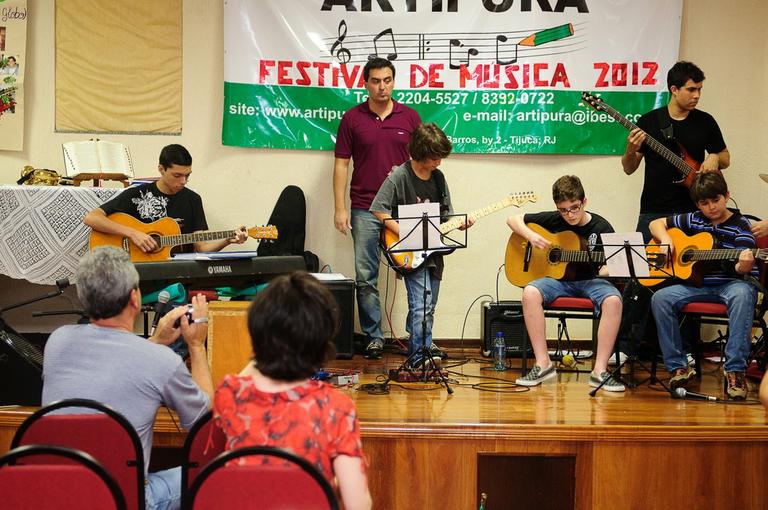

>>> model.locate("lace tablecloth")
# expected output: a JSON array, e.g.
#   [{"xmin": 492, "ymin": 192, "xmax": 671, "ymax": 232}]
[{"xmin": 0, "ymin": 185, "xmax": 123, "ymax": 285}]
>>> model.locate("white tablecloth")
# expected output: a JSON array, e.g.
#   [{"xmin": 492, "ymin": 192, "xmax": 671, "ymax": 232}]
[{"xmin": 0, "ymin": 185, "xmax": 123, "ymax": 285}]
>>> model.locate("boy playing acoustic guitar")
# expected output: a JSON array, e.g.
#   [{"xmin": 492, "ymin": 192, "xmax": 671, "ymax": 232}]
[
  {"xmin": 506, "ymin": 175, "xmax": 625, "ymax": 391},
  {"xmin": 649, "ymin": 172, "xmax": 758, "ymax": 399}
]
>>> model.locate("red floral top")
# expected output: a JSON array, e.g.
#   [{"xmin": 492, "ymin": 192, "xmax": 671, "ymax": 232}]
[{"xmin": 213, "ymin": 375, "xmax": 365, "ymax": 485}]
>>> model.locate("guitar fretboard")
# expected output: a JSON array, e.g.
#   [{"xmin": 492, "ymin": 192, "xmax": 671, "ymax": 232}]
[
  {"xmin": 554, "ymin": 249, "xmax": 606, "ymax": 264},
  {"xmin": 686, "ymin": 248, "xmax": 767, "ymax": 262},
  {"xmin": 159, "ymin": 230, "xmax": 238, "ymax": 247},
  {"xmin": 439, "ymin": 193, "xmax": 536, "ymax": 233}
]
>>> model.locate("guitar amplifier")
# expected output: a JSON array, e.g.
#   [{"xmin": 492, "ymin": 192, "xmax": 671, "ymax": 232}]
[{"xmin": 481, "ymin": 301, "xmax": 531, "ymax": 357}]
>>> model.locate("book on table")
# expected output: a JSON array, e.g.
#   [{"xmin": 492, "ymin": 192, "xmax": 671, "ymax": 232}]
[{"xmin": 62, "ymin": 140, "xmax": 135, "ymax": 183}]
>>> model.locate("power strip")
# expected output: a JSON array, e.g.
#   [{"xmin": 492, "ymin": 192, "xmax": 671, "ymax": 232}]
[{"xmin": 330, "ymin": 374, "xmax": 359, "ymax": 385}]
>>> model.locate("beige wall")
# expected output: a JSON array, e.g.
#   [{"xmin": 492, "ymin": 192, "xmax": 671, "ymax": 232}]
[{"xmin": 1, "ymin": 0, "xmax": 765, "ymax": 341}]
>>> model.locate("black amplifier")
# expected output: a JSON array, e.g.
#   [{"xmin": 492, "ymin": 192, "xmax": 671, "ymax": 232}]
[{"xmin": 481, "ymin": 301, "xmax": 531, "ymax": 357}]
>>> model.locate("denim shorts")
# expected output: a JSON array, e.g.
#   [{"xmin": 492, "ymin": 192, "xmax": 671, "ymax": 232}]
[{"xmin": 527, "ymin": 277, "xmax": 620, "ymax": 316}]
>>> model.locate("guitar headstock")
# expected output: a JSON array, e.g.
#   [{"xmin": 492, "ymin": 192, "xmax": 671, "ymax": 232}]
[
  {"xmin": 248, "ymin": 225, "xmax": 279, "ymax": 241},
  {"xmin": 506, "ymin": 191, "xmax": 538, "ymax": 208},
  {"xmin": 580, "ymin": 91, "xmax": 603, "ymax": 112}
]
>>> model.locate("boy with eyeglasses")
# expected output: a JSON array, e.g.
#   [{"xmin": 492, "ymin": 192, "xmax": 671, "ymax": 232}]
[{"xmin": 506, "ymin": 175, "xmax": 624, "ymax": 390}]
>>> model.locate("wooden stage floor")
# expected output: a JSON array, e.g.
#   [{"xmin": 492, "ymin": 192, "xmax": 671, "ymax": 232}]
[
  {"xmin": 1, "ymin": 347, "xmax": 766, "ymax": 509},
  {"xmin": 331, "ymin": 347, "xmax": 768, "ymax": 509}
]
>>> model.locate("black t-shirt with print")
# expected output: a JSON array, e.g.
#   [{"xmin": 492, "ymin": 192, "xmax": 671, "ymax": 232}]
[
  {"xmin": 99, "ymin": 182, "xmax": 208, "ymax": 252},
  {"xmin": 523, "ymin": 210, "xmax": 615, "ymax": 280}
]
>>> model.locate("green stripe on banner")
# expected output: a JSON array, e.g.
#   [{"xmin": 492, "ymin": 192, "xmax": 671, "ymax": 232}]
[{"xmin": 223, "ymin": 82, "xmax": 668, "ymax": 155}]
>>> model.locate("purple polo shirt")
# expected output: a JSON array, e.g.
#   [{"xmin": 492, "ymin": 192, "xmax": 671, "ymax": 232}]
[{"xmin": 335, "ymin": 100, "xmax": 421, "ymax": 210}]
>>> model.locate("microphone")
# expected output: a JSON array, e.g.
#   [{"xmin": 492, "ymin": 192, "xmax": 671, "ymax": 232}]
[
  {"xmin": 673, "ymin": 387, "xmax": 718, "ymax": 402},
  {"xmin": 149, "ymin": 290, "xmax": 171, "ymax": 336}
]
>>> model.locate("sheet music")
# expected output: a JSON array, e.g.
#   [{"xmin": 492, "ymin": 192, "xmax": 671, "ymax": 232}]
[
  {"xmin": 397, "ymin": 202, "xmax": 445, "ymax": 251},
  {"xmin": 600, "ymin": 232, "xmax": 650, "ymax": 278}
]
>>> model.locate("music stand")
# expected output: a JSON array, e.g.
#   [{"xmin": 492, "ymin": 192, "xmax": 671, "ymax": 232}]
[
  {"xmin": 589, "ymin": 235, "xmax": 674, "ymax": 396},
  {"xmin": 380, "ymin": 206, "xmax": 468, "ymax": 394}
]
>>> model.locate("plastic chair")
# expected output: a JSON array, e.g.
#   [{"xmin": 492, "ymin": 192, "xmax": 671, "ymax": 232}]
[
  {"xmin": 678, "ymin": 228, "xmax": 768, "ymax": 384},
  {"xmin": 11, "ymin": 398, "xmax": 145, "ymax": 510},
  {"xmin": 188, "ymin": 446, "xmax": 340, "ymax": 510},
  {"xmin": 180, "ymin": 410, "xmax": 227, "ymax": 509},
  {"xmin": 0, "ymin": 444, "xmax": 126, "ymax": 510}
]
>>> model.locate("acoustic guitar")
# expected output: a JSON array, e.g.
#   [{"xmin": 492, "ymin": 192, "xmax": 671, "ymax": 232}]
[
  {"xmin": 641, "ymin": 227, "xmax": 768, "ymax": 287},
  {"xmin": 581, "ymin": 92, "xmax": 701, "ymax": 188},
  {"xmin": 381, "ymin": 192, "xmax": 538, "ymax": 276},
  {"xmin": 504, "ymin": 223, "xmax": 671, "ymax": 287},
  {"xmin": 89, "ymin": 212, "xmax": 278, "ymax": 262}
]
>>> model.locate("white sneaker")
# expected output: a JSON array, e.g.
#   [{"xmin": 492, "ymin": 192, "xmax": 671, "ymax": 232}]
[
  {"xmin": 607, "ymin": 352, "xmax": 628, "ymax": 366},
  {"xmin": 515, "ymin": 364, "xmax": 557, "ymax": 386}
]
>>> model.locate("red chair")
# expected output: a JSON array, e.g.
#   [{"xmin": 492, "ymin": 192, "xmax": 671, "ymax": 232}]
[
  {"xmin": 180, "ymin": 410, "xmax": 227, "ymax": 509},
  {"xmin": 0, "ymin": 444, "xmax": 126, "ymax": 510},
  {"xmin": 678, "ymin": 230, "xmax": 768, "ymax": 383},
  {"xmin": 11, "ymin": 398, "xmax": 145, "ymax": 510},
  {"xmin": 188, "ymin": 446, "xmax": 340, "ymax": 510}
]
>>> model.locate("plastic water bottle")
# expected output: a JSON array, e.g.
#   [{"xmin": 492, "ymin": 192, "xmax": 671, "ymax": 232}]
[{"xmin": 494, "ymin": 331, "xmax": 506, "ymax": 370}]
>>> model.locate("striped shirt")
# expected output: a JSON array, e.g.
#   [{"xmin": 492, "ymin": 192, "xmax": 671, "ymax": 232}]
[{"xmin": 667, "ymin": 210, "xmax": 759, "ymax": 286}]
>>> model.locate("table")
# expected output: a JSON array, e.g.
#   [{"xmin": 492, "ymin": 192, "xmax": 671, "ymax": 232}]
[{"xmin": 0, "ymin": 185, "xmax": 122, "ymax": 285}]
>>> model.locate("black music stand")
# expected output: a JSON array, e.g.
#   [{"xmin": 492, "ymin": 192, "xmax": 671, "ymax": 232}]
[
  {"xmin": 380, "ymin": 210, "xmax": 468, "ymax": 394},
  {"xmin": 589, "ymin": 238, "xmax": 674, "ymax": 396}
]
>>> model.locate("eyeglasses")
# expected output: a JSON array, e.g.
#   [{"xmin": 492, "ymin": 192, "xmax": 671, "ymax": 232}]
[{"xmin": 557, "ymin": 202, "xmax": 583, "ymax": 215}]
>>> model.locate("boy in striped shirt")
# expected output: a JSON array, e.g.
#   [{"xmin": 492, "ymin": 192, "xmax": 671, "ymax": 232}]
[{"xmin": 650, "ymin": 172, "xmax": 758, "ymax": 399}]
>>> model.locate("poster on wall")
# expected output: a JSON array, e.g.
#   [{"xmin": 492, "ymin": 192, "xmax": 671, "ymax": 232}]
[
  {"xmin": 222, "ymin": 0, "xmax": 681, "ymax": 154},
  {"xmin": 0, "ymin": 0, "xmax": 26, "ymax": 151}
]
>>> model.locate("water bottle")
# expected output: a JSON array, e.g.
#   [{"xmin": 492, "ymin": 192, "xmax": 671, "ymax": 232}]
[{"xmin": 494, "ymin": 331, "xmax": 506, "ymax": 370}]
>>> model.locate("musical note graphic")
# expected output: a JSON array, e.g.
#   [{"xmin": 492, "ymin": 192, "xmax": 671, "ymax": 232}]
[
  {"xmin": 329, "ymin": 20, "xmax": 352, "ymax": 64},
  {"xmin": 448, "ymin": 39, "xmax": 479, "ymax": 70},
  {"xmin": 369, "ymin": 28, "xmax": 398, "ymax": 61},
  {"xmin": 418, "ymin": 34, "xmax": 431, "ymax": 59},
  {"xmin": 495, "ymin": 35, "xmax": 518, "ymax": 65}
]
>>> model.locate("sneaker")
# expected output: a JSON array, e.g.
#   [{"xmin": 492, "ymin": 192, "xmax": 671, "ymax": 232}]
[
  {"xmin": 589, "ymin": 371, "xmax": 626, "ymax": 392},
  {"xmin": 429, "ymin": 342, "xmax": 449, "ymax": 360},
  {"xmin": 405, "ymin": 352, "xmax": 442, "ymax": 371},
  {"xmin": 686, "ymin": 353, "xmax": 695, "ymax": 367},
  {"xmin": 607, "ymin": 352, "xmax": 628, "ymax": 366},
  {"xmin": 515, "ymin": 364, "xmax": 556, "ymax": 387},
  {"xmin": 669, "ymin": 367, "xmax": 696, "ymax": 390},
  {"xmin": 364, "ymin": 339, "xmax": 384, "ymax": 359},
  {"xmin": 725, "ymin": 370, "xmax": 747, "ymax": 400}
]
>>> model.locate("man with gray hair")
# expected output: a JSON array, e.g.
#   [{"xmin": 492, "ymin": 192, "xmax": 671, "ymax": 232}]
[{"xmin": 42, "ymin": 246, "xmax": 213, "ymax": 510}]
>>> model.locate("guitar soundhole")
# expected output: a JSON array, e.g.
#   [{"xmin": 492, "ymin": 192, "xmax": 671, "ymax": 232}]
[
  {"xmin": 149, "ymin": 234, "xmax": 162, "ymax": 253},
  {"xmin": 680, "ymin": 250, "xmax": 693, "ymax": 264},
  {"xmin": 548, "ymin": 248, "xmax": 562, "ymax": 264}
]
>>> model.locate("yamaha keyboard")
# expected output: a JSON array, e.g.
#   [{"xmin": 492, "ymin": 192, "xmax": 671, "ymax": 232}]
[{"xmin": 134, "ymin": 256, "xmax": 306, "ymax": 293}]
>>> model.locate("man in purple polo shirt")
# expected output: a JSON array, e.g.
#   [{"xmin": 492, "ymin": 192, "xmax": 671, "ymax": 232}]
[{"xmin": 332, "ymin": 57, "xmax": 421, "ymax": 359}]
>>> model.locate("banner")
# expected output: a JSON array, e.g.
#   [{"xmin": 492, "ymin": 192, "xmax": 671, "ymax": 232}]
[
  {"xmin": 223, "ymin": 0, "xmax": 682, "ymax": 154},
  {"xmin": 0, "ymin": 0, "xmax": 26, "ymax": 151}
]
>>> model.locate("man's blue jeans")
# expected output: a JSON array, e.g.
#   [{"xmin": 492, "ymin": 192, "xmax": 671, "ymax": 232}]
[
  {"xmin": 351, "ymin": 209, "xmax": 384, "ymax": 342},
  {"xmin": 145, "ymin": 467, "xmax": 181, "ymax": 510},
  {"xmin": 651, "ymin": 280, "xmax": 757, "ymax": 373},
  {"xmin": 404, "ymin": 266, "xmax": 440, "ymax": 356}
]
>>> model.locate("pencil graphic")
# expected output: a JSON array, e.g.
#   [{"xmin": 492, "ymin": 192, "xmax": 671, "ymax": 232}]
[{"xmin": 519, "ymin": 23, "xmax": 574, "ymax": 46}]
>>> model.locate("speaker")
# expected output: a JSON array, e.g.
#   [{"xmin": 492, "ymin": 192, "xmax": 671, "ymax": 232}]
[
  {"xmin": 0, "ymin": 329, "xmax": 43, "ymax": 405},
  {"xmin": 320, "ymin": 278, "xmax": 354, "ymax": 359},
  {"xmin": 481, "ymin": 301, "xmax": 531, "ymax": 357}
]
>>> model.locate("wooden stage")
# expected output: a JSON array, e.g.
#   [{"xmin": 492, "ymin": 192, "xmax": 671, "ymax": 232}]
[{"xmin": 2, "ymin": 348, "xmax": 767, "ymax": 509}]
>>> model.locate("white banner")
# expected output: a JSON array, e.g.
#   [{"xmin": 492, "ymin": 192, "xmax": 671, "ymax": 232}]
[{"xmin": 223, "ymin": 0, "xmax": 682, "ymax": 153}]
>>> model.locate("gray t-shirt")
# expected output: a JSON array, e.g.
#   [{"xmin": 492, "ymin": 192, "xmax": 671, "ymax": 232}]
[{"xmin": 42, "ymin": 324, "xmax": 210, "ymax": 473}]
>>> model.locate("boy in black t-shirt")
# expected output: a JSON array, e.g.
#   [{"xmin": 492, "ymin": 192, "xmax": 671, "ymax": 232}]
[
  {"xmin": 506, "ymin": 175, "xmax": 624, "ymax": 391},
  {"xmin": 85, "ymin": 144, "xmax": 247, "ymax": 254}
]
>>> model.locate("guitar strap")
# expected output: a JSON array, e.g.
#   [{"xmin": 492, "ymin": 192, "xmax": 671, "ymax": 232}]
[
  {"xmin": 656, "ymin": 107, "xmax": 675, "ymax": 142},
  {"xmin": 432, "ymin": 170, "xmax": 450, "ymax": 220}
]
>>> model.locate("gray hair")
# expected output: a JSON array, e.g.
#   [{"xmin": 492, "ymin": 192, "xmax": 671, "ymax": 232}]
[{"xmin": 75, "ymin": 247, "xmax": 139, "ymax": 320}]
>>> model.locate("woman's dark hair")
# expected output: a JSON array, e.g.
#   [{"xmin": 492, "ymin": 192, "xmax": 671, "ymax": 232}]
[{"xmin": 247, "ymin": 271, "xmax": 338, "ymax": 381}]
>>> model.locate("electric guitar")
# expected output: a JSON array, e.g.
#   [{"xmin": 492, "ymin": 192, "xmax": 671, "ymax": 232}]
[
  {"xmin": 581, "ymin": 92, "xmax": 701, "ymax": 188},
  {"xmin": 504, "ymin": 223, "xmax": 669, "ymax": 287},
  {"xmin": 641, "ymin": 228, "xmax": 767, "ymax": 287},
  {"xmin": 381, "ymin": 192, "xmax": 538, "ymax": 276},
  {"xmin": 89, "ymin": 212, "xmax": 278, "ymax": 262}
]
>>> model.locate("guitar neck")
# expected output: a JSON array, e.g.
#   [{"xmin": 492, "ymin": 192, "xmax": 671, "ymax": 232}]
[
  {"xmin": 593, "ymin": 101, "xmax": 694, "ymax": 178},
  {"xmin": 159, "ymin": 229, "xmax": 238, "ymax": 248},
  {"xmin": 439, "ymin": 198, "xmax": 513, "ymax": 234},
  {"xmin": 556, "ymin": 250, "xmax": 605, "ymax": 264},
  {"xmin": 687, "ymin": 247, "xmax": 766, "ymax": 262}
]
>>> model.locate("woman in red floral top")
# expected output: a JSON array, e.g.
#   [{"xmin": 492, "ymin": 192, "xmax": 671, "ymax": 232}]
[{"xmin": 213, "ymin": 272, "xmax": 372, "ymax": 510}]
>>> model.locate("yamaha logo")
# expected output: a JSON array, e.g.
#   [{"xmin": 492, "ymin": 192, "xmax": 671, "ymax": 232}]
[{"xmin": 207, "ymin": 265, "xmax": 232, "ymax": 274}]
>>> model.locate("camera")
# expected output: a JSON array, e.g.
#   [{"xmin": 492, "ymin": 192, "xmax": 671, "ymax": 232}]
[{"xmin": 173, "ymin": 304, "xmax": 194, "ymax": 328}]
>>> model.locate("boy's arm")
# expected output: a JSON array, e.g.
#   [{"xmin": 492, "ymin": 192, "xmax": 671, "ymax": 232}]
[{"xmin": 506, "ymin": 214, "xmax": 550, "ymax": 250}]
